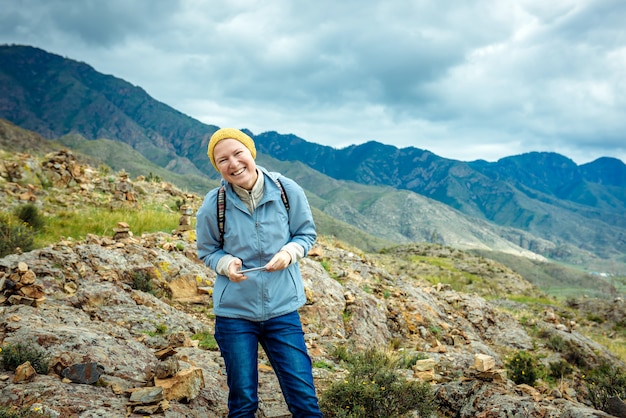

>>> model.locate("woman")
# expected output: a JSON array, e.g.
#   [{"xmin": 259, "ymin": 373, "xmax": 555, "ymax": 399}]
[{"xmin": 196, "ymin": 127, "xmax": 323, "ymax": 417}]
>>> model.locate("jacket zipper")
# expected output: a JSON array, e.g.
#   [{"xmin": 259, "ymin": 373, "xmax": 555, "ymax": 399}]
[{"xmin": 250, "ymin": 190, "xmax": 266, "ymax": 320}]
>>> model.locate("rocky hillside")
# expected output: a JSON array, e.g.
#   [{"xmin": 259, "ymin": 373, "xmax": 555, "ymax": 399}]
[{"xmin": 1, "ymin": 149, "xmax": 626, "ymax": 417}]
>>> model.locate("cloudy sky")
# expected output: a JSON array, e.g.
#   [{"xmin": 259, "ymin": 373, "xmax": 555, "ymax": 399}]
[{"xmin": 2, "ymin": 0, "xmax": 625, "ymax": 164}]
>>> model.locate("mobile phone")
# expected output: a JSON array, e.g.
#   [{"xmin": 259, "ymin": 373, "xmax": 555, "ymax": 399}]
[{"xmin": 238, "ymin": 266, "xmax": 267, "ymax": 274}]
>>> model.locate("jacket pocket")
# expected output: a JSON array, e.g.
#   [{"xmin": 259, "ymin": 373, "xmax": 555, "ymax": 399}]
[
  {"xmin": 267, "ymin": 267, "xmax": 302, "ymax": 312},
  {"xmin": 215, "ymin": 276, "xmax": 259, "ymax": 318}
]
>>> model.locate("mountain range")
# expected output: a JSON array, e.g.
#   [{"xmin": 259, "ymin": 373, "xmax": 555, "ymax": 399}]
[{"xmin": 1, "ymin": 44, "xmax": 625, "ymax": 275}]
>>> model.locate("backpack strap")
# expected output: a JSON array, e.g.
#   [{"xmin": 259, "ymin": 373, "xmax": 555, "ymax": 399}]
[
  {"xmin": 217, "ymin": 177, "xmax": 289, "ymax": 244},
  {"xmin": 275, "ymin": 177, "xmax": 290, "ymax": 211},
  {"xmin": 217, "ymin": 185, "xmax": 226, "ymax": 244}
]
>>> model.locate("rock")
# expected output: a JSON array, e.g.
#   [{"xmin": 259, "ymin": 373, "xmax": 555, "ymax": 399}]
[
  {"xmin": 428, "ymin": 339, "xmax": 447, "ymax": 353},
  {"xmin": 13, "ymin": 361, "xmax": 37, "ymax": 383},
  {"xmin": 168, "ymin": 274, "xmax": 199, "ymax": 299},
  {"xmin": 17, "ymin": 262, "xmax": 29, "ymax": 273},
  {"xmin": 49, "ymin": 352, "xmax": 74, "ymax": 376},
  {"xmin": 474, "ymin": 353, "xmax": 496, "ymax": 372},
  {"xmin": 516, "ymin": 383, "xmax": 542, "ymax": 402},
  {"xmin": 19, "ymin": 285, "xmax": 45, "ymax": 299},
  {"xmin": 19, "ymin": 269, "xmax": 36, "ymax": 285},
  {"xmin": 154, "ymin": 367, "xmax": 205, "ymax": 402},
  {"xmin": 154, "ymin": 357, "xmax": 180, "ymax": 379},
  {"xmin": 413, "ymin": 358, "xmax": 437, "ymax": 372},
  {"xmin": 132, "ymin": 400, "xmax": 169, "ymax": 414},
  {"xmin": 606, "ymin": 396, "xmax": 626, "ymax": 418},
  {"xmin": 129, "ymin": 386, "xmax": 165, "ymax": 403},
  {"xmin": 61, "ymin": 362, "xmax": 105, "ymax": 385},
  {"xmin": 154, "ymin": 347, "xmax": 177, "ymax": 360},
  {"xmin": 415, "ymin": 369, "xmax": 437, "ymax": 381}
]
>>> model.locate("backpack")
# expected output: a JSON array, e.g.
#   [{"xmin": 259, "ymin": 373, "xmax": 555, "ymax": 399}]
[{"xmin": 217, "ymin": 175, "xmax": 290, "ymax": 244}]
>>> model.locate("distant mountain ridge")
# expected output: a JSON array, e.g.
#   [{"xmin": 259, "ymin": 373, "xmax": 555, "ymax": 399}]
[
  {"xmin": 1, "ymin": 44, "xmax": 625, "ymax": 273},
  {"xmin": 256, "ymin": 132, "xmax": 626, "ymax": 263},
  {"xmin": 0, "ymin": 44, "xmax": 217, "ymax": 178}
]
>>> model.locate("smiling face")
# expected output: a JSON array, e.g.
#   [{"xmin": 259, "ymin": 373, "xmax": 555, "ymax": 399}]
[{"xmin": 213, "ymin": 138, "xmax": 258, "ymax": 190}]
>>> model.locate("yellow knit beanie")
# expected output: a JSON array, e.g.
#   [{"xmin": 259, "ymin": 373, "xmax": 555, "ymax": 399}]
[{"xmin": 207, "ymin": 128, "xmax": 256, "ymax": 171}]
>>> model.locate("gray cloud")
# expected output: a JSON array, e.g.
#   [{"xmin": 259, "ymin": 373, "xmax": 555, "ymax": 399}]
[
  {"xmin": 1, "ymin": 0, "xmax": 625, "ymax": 164},
  {"xmin": 2, "ymin": 0, "xmax": 178, "ymax": 46}
]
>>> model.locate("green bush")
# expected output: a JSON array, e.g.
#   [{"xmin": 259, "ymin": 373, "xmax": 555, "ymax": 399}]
[
  {"xmin": 14, "ymin": 204, "xmax": 45, "ymax": 230},
  {"xmin": 146, "ymin": 172, "xmax": 162, "ymax": 183},
  {"xmin": 585, "ymin": 362, "xmax": 626, "ymax": 413},
  {"xmin": 130, "ymin": 270, "xmax": 155, "ymax": 294},
  {"xmin": 586, "ymin": 313, "xmax": 605, "ymax": 324},
  {"xmin": 505, "ymin": 350, "xmax": 540, "ymax": 386},
  {"xmin": 548, "ymin": 359, "xmax": 573, "ymax": 380},
  {"xmin": 319, "ymin": 347, "xmax": 435, "ymax": 418},
  {"xmin": 0, "ymin": 341, "xmax": 49, "ymax": 374},
  {"xmin": 561, "ymin": 341, "xmax": 589, "ymax": 370},
  {"xmin": 0, "ymin": 212, "xmax": 35, "ymax": 257},
  {"xmin": 330, "ymin": 345, "xmax": 351, "ymax": 363},
  {"xmin": 0, "ymin": 406, "xmax": 53, "ymax": 418},
  {"xmin": 546, "ymin": 334, "xmax": 567, "ymax": 352}
]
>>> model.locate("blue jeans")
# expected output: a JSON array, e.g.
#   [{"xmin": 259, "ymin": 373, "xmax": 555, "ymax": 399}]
[{"xmin": 214, "ymin": 311, "xmax": 323, "ymax": 418}]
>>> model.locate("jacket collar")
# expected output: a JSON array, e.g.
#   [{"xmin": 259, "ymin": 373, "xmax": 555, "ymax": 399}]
[{"xmin": 232, "ymin": 169, "xmax": 264, "ymax": 212}]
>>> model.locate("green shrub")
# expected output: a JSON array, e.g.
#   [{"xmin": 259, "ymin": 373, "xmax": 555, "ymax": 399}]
[
  {"xmin": 35, "ymin": 171, "xmax": 52, "ymax": 190},
  {"xmin": 561, "ymin": 341, "xmax": 589, "ymax": 370},
  {"xmin": 331, "ymin": 345, "xmax": 352, "ymax": 363},
  {"xmin": 548, "ymin": 359, "xmax": 573, "ymax": 380},
  {"xmin": 146, "ymin": 172, "xmax": 162, "ymax": 183},
  {"xmin": 0, "ymin": 212, "xmax": 35, "ymax": 257},
  {"xmin": 319, "ymin": 347, "xmax": 435, "ymax": 418},
  {"xmin": 174, "ymin": 198, "xmax": 187, "ymax": 211},
  {"xmin": 505, "ymin": 350, "xmax": 540, "ymax": 386},
  {"xmin": 0, "ymin": 406, "xmax": 53, "ymax": 418},
  {"xmin": 546, "ymin": 334, "xmax": 567, "ymax": 352},
  {"xmin": 0, "ymin": 342, "xmax": 49, "ymax": 374},
  {"xmin": 585, "ymin": 362, "xmax": 626, "ymax": 413},
  {"xmin": 14, "ymin": 204, "xmax": 45, "ymax": 230},
  {"xmin": 586, "ymin": 313, "xmax": 605, "ymax": 324},
  {"xmin": 130, "ymin": 270, "xmax": 154, "ymax": 294}
]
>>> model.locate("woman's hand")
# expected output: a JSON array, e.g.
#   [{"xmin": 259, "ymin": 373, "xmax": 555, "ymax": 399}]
[
  {"xmin": 227, "ymin": 258, "xmax": 248, "ymax": 282},
  {"xmin": 265, "ymin": 250, "xmax": 292, "ymax": 272}
]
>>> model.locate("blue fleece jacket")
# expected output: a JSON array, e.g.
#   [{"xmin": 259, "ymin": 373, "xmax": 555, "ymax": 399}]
[{"xmin": 196, "ymin": 166, "xmax": 317, "ymax": 321}]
